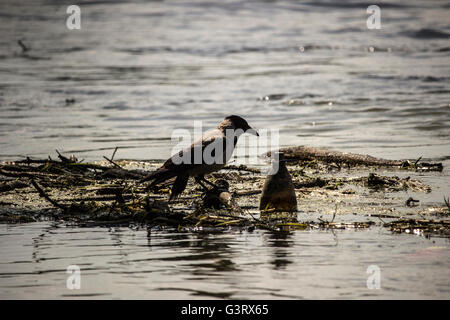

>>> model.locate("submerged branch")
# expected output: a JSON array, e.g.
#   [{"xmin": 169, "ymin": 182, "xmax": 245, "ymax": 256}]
[{"xmin": 30, "ymin": 180, "xmax": 66, "ymax": 211}]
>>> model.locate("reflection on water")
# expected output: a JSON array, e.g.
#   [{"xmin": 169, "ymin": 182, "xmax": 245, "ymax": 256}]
[{"xmin": 0, "ymin": 222, "xmax": 449, "ymax": 299}]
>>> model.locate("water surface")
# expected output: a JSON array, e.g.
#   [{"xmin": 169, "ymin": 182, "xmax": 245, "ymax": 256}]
[
  {"xmin": 1, "ymin": 222, "xmax": 449, "ymax": 299},
  {"xmin": 0, "ymin": 0, "xmax": 449, "ymax": 299},
  {"xmin": 0, "ymin": 0, "xmax": 449, "ymax": 161}
]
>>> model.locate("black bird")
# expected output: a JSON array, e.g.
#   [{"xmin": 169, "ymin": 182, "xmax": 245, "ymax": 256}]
[{"xmin": 142, "ymin": 115, "xmax": 259, "ymax": 200}]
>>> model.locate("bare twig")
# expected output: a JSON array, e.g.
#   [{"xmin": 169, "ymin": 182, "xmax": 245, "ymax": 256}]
[
  {"xmin": 55, "ymin": 149, "xmax": 72, "ymax": 163},
  {"xmin": 414, "ymin": 156, "xmax": 422, "ymax": 170},
  {"xmin": 111, "ymin": 147, "xmax": 119, "ymax": 161},
  {"xmin": 103, "ymin": 147, "xmax": 122, "ymax": 169},
  {"xmin": 18, "ymin": 40, "xmax": 29, "ymax": 52},
  {"xmin": 331, "ymin": 203, "xmax": 337, "ymax": 223},
  {"xmin": 444, "ymin": 197, "xmax": 450, "ymax": 212},
  {"xmin": 30, "ymin": 180, "xmax": 66, "ymax": 211},
  {"xmin": 102, "ymin": 156, "xmax": 122, "ymax": 169}
]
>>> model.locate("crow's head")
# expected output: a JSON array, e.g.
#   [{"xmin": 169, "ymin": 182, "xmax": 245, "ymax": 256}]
[{"xmin": 223, "ymin": 115, "xmax": 259, "ymax": 136}]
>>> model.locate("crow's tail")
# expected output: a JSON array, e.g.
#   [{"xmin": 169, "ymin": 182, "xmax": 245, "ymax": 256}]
[{"xmin": 169, "ymin": 174, "xmax": 189, "ymax": 200}]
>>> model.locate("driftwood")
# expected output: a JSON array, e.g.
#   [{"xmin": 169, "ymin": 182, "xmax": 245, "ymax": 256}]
[
  {"xmin": 279, "ymin": 146, "xmax": 401, "ymax": 166},
  {"xmin": 276, "ymin": 146, "xmax": 442, "ymax": 171}
]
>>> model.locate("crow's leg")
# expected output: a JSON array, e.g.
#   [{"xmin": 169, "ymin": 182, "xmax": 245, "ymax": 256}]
[
  {"xmin": 194, "ymin": 176, "xmax": 210, "ymax": 191},
  {"xmin": 200, "ymin": 176, "xmax": 220, "ymax": 189}
]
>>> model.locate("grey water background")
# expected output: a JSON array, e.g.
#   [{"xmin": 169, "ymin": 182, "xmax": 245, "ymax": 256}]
[{"xmin": 0, "ymin": 0, "xmax": 450, "ymax": 299}]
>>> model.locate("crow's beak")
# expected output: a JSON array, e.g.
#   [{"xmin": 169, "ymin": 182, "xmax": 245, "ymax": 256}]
[{"xmin": 247, "ymin": 127, "xmax": 259, "ymax": 136}]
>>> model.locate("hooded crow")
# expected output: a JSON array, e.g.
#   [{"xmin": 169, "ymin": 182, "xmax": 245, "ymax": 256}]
[{"xmin": 142, "ymin": 115, "xmax": 259, "ymax": 200}]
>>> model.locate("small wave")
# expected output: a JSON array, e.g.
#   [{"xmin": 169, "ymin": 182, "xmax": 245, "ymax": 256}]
[
  {"xmin": 361, "ymin": 74, "xmax": 450, "ymax": 83},
  {"xmin": 425, "ymin": 89, "xmax": 450, "ymax": 94},
  {"xmin": 401, "ymin": 28, "xmax": 450, "ymax": 39},
  {"xmin": 259, "ymin": 93, "xmax": 287, "ymax": 101},
  {"xmin": 90, "ymin": 137, "xmax": 171, "ymax": 143},
  {"xmin": 415, "ymin": 121, "xmax": 449, "ymax": 132},
  {"xmin": 323, "ymin": 27, "xmax": 364, "ymax": 34},
  {"xmin": 351, "ymin": 107, "xmax": 391, "ymax": 113},
  {"xmin": 435, "ymin": 47, "xmax": 450, "ymax": 52},
  {"xmin": 102, "ymin": 104, "xmax": 130, "ymax": 111},
  {"xmin": 295, "ymin": 93, "xmax": 321, "ymax": 99},
  {"xmin": 302, "ymin": 1, "xmax": 406, "ymax": 9},
  {"xmin": 117, "ymin": 45, "xmax": 298, "ymax": 57},
  {"xmin": 116, "ymin": 46, "xmax": 173, "ymax": 55},
  {"xmin": 46, "ymin": 89, "xmax": 108, "ymax": 95},
  {"xmin": 15, "ymin": 53, "xmax": 51, "ymax": 61},
  {"xmin": 48, "ymin": 47, "xmax": 86, "ymax": 54}
]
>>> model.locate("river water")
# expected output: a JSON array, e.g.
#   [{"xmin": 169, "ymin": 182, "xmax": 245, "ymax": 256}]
[
  {"xmin": 0, "ymin": 0, "xmax": 449, "ymax": 299},
  {"xmin": 1, "ymin": 222, "xmax": 449, "ymax": 299}
]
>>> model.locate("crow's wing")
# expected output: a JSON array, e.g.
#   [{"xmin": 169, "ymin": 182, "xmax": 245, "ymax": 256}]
[
  {"xmin": 165, "ymin": 128, "xmax": 229, "ymax": 170},
  {"xmin": 142, "ymin": 128, "xmax": 233, "ymax": 184}
]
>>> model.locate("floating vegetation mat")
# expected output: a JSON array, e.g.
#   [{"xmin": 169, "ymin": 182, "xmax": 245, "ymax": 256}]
[
  {"xmin": 384, "ymin": 219, "xmax": 450, "ymax": 238},
  {"xmin": 0, "ymin": 146, "xmax": 448, "ymax": 237}
]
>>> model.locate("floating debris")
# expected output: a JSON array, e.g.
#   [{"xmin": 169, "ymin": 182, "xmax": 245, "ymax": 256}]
[
  {"xmin": 365, "ymin": 173, "xmax": 431, "ymax": 192},
  {"xmin": 65, "ymin": 98, "xmax": 76, "ymax": 105},
  {"xmin": 406, "ymin": 197, "xmax": 420, "ymax": 207},
  {"xmin": 0, "ymin": 147, "xmax": 448, "ymax": 238},
  {"xmin": 17, "ymin": 39, "xmax": 29, "ymax": 53},
  {"xmin": 384, "ymin": 219, "xmax": 450, "ymax": 238}
]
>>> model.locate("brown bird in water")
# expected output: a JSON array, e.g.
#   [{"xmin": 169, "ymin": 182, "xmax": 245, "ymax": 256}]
[
  {"xmin": 142, "ymin": 115, "xmax": 259, "ymax": 200},
  {"xmin": 259, "ymin": 152, "xmax": 297, "ymax": 212}
]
